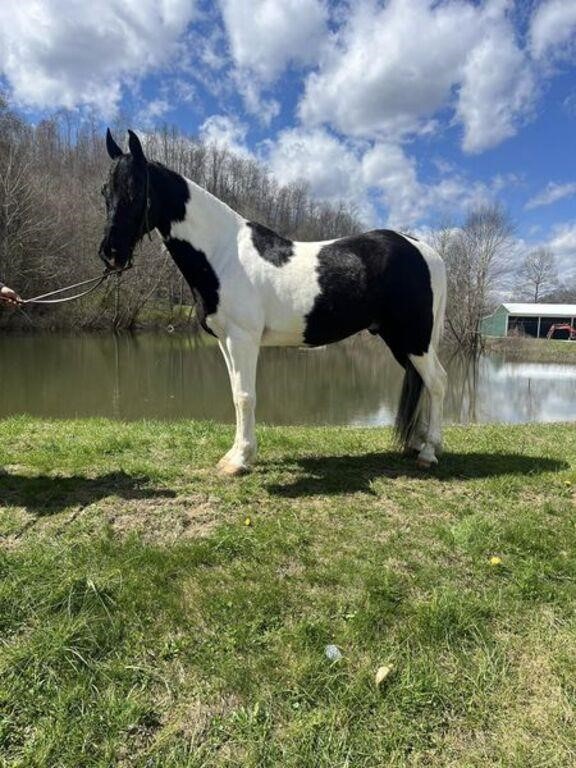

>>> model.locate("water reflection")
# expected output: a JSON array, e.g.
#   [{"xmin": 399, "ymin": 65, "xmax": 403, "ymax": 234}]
[{"xmin": 0, "ymin": 333, "xmax": 574, "ymax": 425}]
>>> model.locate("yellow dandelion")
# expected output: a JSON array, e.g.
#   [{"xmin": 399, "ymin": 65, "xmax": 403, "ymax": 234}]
[
  {"xmin": 489, "ymin": 556, "xmax": 502, "ymax": 566},
  {"xmin": 244, "ymin": 516, "xmax": 252, "ymax": 526}
]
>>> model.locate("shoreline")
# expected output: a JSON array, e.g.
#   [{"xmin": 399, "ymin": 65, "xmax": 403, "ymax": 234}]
[{"xmin": 484, "ymin": 335, "xmax": 576, "ymax": 364}]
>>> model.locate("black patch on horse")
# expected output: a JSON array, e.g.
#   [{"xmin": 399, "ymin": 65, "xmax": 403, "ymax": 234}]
[
  {"xmin": 247, "ymin": 222, "xmax": 294, "ymax": 266},
  {"xmin": 165, "ymin": 238, "xmax": 220, "ymax": 336},
  {"xmin": 303, "ymin": 230, "xmax": 433, "ymax": 364},
  {"xmin": 148, "ymin": 162, "xmax": 190, "ymax": 239}
]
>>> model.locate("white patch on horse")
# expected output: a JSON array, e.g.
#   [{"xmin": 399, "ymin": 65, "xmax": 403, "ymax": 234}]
[{"xmin": 238, "ymin": 232, "xmax": 332, "ymax": 347}]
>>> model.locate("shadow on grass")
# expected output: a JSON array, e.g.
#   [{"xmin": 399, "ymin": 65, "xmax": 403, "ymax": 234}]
[
  {"xmin": 0, "ymin": 471, "xmax": 175, "ymax": 514},
  {"xmin": 264, "ymin": 451, "xmax": 569, "ymax": 497}
]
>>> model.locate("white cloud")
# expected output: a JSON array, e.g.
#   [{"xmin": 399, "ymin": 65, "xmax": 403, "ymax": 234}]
[
  {"xmin": 135, "ymin": 98, "xmax": 172, "ymax": 130},
  {"xmin": 361, "ymin": 143, "xmax": 423, "ymax": 225},
  {"xmin": 199, "ymin": 114, "xmax": 253, "ymax": 158},
  {"xmin": 0, "ymin": 0, "xmax": 197, "ymax": 114},
  {"xmin": 526, "ymin": 181, "xmax": 576, "ymax": 210},
  {"xmin": 456, "ymin": 16, "xmax": 535, "ymax": 153},
  {"xmin": 232, "ymin": 72, "xmax": 280, "ymax": 126},
  {"xmin": 298, "ymin": 0, "xmax": 535, "ymax": 153},
  {"xmin": 519, "ymin": 221, "xmax": 576, "ymax": 280},
  {"xmin": 530, "ymin": 0, "xmax": 576, "ymax": 61},
  {"xmin": 545, "ymin": 222, "xmax": 576, "ymax": 274},
  {"xmin": 300, "ymin": 0, "xmax": 478, "ymax": 139},
  {"xmin": 264, "ymin": 127, "xmax": 501, "ymax": 228},
  {"xmin": 218, "ymin": 0, "xmax": 328, "ymax": 81},
  {"xmin": 265, "ymin": 127, "xmax": 366, "ymax": 202},
  {"xmin": 361, "ymin": 141, "xmax": 507, "ymax": 226}
]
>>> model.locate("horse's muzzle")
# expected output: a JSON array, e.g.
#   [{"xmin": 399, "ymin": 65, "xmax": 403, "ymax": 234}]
[{"xmin": 99, "ymin": 239, "xmax": 129, "ymax": 271}]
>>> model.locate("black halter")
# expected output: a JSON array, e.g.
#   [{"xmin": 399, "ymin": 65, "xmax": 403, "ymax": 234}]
[{"xmin": 138, "ymin": 162, "xmax": 153, "ymax": 244}]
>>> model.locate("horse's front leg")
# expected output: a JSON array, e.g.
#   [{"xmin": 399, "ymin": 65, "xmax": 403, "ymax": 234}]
[{"xmin": 217, "ymin": 332, "xmax": 260, "ymax": 476}]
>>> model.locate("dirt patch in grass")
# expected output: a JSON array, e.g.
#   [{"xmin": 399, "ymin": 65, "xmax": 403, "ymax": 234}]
[
  {"xmin": 1, "ymin": 492, "xmax": 221, "ymax": 548},
  {"xmin": 106, "ymin": 494, "xmax": 221, "ymax": 544},
  {"xmin": 168, "ymin": 693, "xmax": 241, "ymax": 741}
]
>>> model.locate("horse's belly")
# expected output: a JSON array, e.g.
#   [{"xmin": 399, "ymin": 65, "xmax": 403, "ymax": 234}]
[{"xmin": 260, "ymin": 323, "xmax": 304, "ymax": 347}]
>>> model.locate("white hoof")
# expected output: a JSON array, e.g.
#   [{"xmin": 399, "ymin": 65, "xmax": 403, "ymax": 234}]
[
  {"xmin": 416, "ymin": 446, "xmax": 438, "ymax": 469},
  {"xmin": 217, "ymin": 451, "xmax": 234, "ymax": 470},
  {"xmin": 217, "ymin": 458, "xmax": 251, "ymax": 477}
]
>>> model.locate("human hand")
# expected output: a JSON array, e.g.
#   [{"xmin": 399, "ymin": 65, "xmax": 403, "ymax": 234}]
[{"xmin": 0, "ymin": 285, "xmax": 23, "ymax": 305}]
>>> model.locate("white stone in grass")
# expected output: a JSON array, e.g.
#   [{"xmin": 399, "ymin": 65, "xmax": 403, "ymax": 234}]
[
  {"xmin": 325, "ymin": 644, "xmax": 343, "ymax": 661},
  {"xmin": 375, "ymin": 664, "xmax": 394, "ymax": 686}
]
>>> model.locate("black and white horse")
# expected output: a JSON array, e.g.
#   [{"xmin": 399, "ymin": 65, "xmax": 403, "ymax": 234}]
[{"xmin": 99, "ymin": 130, "xmax": 447, "ymax": 475}]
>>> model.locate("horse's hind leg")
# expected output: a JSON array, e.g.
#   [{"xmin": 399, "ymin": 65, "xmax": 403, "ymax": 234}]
[
  {"xmin": 217, "ymin": 332, "xmax": 260, "ymax": 476},
  {"xmin": 408, "ymin": 348, "xmax": 447, "ymax": 467}
]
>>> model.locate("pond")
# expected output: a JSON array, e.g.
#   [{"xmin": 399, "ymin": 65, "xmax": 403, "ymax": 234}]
[{"xmin": 0, "ymin": 333, "xmax": 574, "ymax": 425}]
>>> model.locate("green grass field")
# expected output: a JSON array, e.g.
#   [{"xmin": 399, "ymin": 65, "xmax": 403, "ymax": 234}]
[{"xmin": 1, "ymin": 418, "xmax": 575, "ymax": 767}]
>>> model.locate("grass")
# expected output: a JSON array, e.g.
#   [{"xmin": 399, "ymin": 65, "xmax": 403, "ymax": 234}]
[
  {"xmin": 485, "ymin": 336, "xmax": 576, "ymax": 363},
  {"xmin": 1, "ymin": 417, "xmax": 575, "ymax": 767}
]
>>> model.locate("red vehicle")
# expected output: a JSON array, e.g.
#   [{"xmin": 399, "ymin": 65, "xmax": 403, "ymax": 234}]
[{"xmin": 546, "ymin": 323, "xmax": 576, "ymax": 340}]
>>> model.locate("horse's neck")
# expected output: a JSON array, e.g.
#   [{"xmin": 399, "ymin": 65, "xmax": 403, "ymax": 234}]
[{"xmin": 160, "ymin": 170, "xmax": 244, "ymax": 265}]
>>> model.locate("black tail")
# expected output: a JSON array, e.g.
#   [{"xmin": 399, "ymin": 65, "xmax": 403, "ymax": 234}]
[{"xmin": 394, "ymin": 360, "xmax": 423, "ymax": 449}]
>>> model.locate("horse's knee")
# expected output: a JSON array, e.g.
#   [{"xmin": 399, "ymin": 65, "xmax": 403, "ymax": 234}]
[{"xmin": 234, "ymin": 391, "xmax": 255, "ymax": 411}]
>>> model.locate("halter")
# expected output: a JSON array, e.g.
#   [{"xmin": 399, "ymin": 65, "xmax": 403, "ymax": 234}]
[{"xmin": 139, "ymin": 162, "xmax": 153, "ymax": 244}]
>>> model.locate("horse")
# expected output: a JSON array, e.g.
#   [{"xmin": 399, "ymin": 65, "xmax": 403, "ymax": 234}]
[{"xmin": 99, "ymin": 129, "xmax": 447, "ymax": 476}]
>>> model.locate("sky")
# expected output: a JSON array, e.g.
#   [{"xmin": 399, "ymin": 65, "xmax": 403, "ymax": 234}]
[{"xmin": 1, "ymin": 0, "xmax": 575, "ymax": 275}]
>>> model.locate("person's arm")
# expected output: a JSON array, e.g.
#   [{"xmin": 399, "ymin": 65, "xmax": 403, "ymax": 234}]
[{"xmin": 0, "ymin": 281, "xmax": 22, "ymax": 304}]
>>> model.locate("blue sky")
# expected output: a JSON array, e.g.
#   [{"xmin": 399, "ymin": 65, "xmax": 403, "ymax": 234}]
[{"xmin": 1, "ymin": 0, "xmax": 576, "ymax": 273}]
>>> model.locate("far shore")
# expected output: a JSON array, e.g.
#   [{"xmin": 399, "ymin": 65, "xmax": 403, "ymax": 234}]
[{"xmin": 485, "ymin": 336, "xmax": 576, "ymax": 364}]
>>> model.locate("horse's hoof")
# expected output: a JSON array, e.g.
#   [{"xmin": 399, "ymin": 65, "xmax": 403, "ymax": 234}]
[
  {"xmin": 416, "ymin": 456, "xmax": 438, "ymax": 470},
  {"xmin": 217, "ymin": 454, "xmax": 232, "ymax": 470},
  {"xmin": 217, "ymin": 460, "xmax": 250, "ymax": 477}
]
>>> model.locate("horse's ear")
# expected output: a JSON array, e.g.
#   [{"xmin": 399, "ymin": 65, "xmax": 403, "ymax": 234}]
[
  {"xmin": 106, "ymin": 128, "xmax": 123, "ymax": 160},
  {"xmin": 127, "ymin": 129, "xmax": 146, "ymax": 165}
]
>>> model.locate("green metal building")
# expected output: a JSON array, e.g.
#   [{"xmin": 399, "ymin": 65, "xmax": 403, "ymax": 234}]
[{"xmin": 480, "ymin": 303, "xmax": 576, "ymax": 339}]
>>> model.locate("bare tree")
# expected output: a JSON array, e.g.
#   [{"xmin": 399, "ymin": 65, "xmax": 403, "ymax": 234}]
[
  {"xmin": 434, "ymin": 205, "xmax": 515, "ymax": 354},
  {"xmin": 541, "ymin": 280, "xmax": 576, "ymax": 303},
  {"xmin": 515, "ymin": 247, "xmax": 558, "ymax": 302}
]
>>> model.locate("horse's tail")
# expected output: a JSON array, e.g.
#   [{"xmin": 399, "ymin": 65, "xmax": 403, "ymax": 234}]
[{"xmin": 394, "ymin": 359, "xmax": 423, "ymax": 450}]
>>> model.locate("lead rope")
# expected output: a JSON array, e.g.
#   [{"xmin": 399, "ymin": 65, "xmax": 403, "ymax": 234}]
[
  {"xmin": 19, "ymin": 265, "xmax": 134, "ymax": 305},
  {"xmin": 21, "ymin": 273, "xmax": 110, "ymax": 305}
]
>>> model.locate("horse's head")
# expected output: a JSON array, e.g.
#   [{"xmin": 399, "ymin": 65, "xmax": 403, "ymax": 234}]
[{"xmin": 99, "ymin": 129, "xmax": 150, "ymax": 270}]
